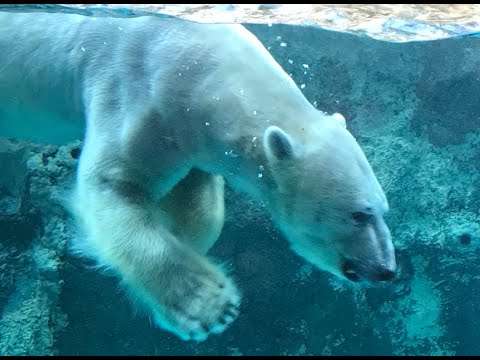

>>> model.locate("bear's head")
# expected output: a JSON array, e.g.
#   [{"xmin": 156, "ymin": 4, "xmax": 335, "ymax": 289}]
[{"xmin": 262, "ymin": 112, "xmax": 396, "ymax": 284}]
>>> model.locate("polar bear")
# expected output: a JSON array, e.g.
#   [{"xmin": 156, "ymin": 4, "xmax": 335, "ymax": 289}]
[{"xmin": 0, "ymin": 12, "xmax": 396, "ymax": 341}]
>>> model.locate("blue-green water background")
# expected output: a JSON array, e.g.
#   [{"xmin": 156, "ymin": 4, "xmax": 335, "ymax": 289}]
[{"xmin": 1, "ymin": 4, "xmax": 480, "ymax": 356}]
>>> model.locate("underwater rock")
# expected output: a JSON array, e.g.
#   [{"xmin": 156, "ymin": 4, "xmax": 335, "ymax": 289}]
[
  {"xmin": 0, "ymin": 139, "xmax": 79, "ymax": 355},
  {"xmin": 0, "ymin": 139, "xmax": 31, "ymax": 217},
  {"xmin": 413, "ymin": 38, "xmax": 480, "ymax": 147}
]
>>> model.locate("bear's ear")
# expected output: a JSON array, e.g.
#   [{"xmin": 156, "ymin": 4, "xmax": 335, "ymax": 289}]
[
  {"xmin": 263, "ymin": 126, "xmax": 294, "ymax": 161},
  {"xmin": 332, "ymin": 112, "xmax": 346, "ymax": 128}
]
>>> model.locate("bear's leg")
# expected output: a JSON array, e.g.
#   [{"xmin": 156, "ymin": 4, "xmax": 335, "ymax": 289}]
[
  {"xmin": 159, "ymin": 168, "xmax": 225, "ymax": 255},
  {"xmin": 72, "ymin": 146, "xmax": 240, "ymax": 342}
]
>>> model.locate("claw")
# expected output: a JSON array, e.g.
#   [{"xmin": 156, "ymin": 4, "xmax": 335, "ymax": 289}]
[
  {"xmin": 225, "ymin": 304, "xmax": 239, "ymax": 317},
  {"xmin": 222, "ymin": 314, "xmax": 236, "ymax": 325},
  {"xmin": 191, "ymin": 331, "xmax": 208, "ymax": 343}
]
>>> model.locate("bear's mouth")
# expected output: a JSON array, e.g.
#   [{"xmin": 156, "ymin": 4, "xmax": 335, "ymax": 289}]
[{"xmin": 341, "ymin": 257, "xmax": 396, "ymax": 283}]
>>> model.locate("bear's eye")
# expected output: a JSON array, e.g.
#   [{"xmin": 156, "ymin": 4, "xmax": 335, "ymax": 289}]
[{"xmin": 352, "ymin": 211, "xmax": 372, "ymax": 224}]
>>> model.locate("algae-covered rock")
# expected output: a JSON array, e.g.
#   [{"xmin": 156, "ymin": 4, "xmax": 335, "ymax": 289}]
[{"xmin": 0, "ymin": 140, "xmax": 79, "ymax": 355}]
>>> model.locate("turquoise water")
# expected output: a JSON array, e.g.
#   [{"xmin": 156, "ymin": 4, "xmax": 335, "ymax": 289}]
[{"xmin": 1, "ymin": 5, "xmax": 480, "ymax": 356}]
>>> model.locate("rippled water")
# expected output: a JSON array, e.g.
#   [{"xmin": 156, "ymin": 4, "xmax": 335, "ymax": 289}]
[{"xmin": 1, "ymin": 3, "xmax": 480, "ymax": 42}]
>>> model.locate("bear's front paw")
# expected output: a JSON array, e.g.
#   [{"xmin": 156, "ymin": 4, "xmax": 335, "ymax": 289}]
[{"xmin": 158, "ymin": 269, "xmax": 241, "ymax": 342}]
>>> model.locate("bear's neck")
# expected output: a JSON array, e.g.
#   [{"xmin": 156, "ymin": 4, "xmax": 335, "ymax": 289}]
[{"xmin": 196, "ymin": 93, "xmax": 317, "ymax": 207}]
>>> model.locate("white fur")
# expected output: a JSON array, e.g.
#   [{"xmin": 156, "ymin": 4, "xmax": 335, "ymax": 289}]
[{"xmin": 0, "ymin": 12, "xmax": 395, "ymax": 341}]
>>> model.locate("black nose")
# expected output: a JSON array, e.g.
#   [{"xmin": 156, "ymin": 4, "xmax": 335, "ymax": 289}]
[{"xmin": 374, "ymin": 267, "xmax": 397, "ymax": 282}]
